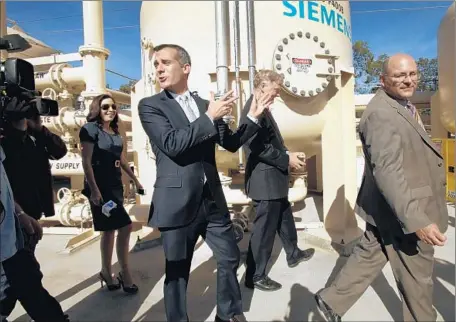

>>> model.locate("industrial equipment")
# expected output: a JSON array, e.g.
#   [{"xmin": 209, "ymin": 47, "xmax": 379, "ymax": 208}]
[
  {"xmin": 431, "ymin": 2, "xmax": 455, "ymax": 203},
  {"xmin": 0, "ymin": 0, "xmax": 364, "ymax": 251},
  {"xmin": 134, "ymin": 0, "xmax": 361, "ymax": 246}
]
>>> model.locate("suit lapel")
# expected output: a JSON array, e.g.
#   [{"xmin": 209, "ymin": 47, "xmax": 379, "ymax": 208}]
[
  {"xmin": 266, "ymin": 110, "xmax": 285, "ymax": 145},
  {"xmin": 191, "ymin": 92, "xmax": 209, "ymax": 116},
  {"xmin": 160, "ymin": 90, "xmax": 189, "ymax": 126},
  {"xmin": 380, "ymin": 90, "xmax": 442, "ymax": 158}
]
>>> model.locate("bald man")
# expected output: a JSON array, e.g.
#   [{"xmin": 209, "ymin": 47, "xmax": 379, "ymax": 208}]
[{"xmin": 314, "ymin": 54, "xmax": 449, "ymax": 322}]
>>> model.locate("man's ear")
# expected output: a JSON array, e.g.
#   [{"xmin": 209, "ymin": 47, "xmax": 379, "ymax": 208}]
[
  {"xmin": 183, "ymin": 64, "xmax": 191, "ymax": 76},
  {"xmin": 379, "ymin": 75, "xmax": 385, "ymax": 88}
]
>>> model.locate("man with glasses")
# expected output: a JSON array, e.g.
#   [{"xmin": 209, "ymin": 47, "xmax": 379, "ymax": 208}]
[{"xmin": 315, "ymin": 53, "xmax": 448, "ymax": 322}]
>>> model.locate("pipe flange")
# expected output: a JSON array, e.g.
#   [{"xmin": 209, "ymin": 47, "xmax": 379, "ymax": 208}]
[
  {"xmin": 272, "ymin": 30, "xmax": 333, "ymax": 98},
  {"xmin": 78, "ymin": 45, "xmax": 111, "ymax": 58}
]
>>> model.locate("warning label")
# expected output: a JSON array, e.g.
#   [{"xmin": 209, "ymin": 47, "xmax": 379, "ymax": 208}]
[{"xmin": 292, "ymin": 58, "xmax": 313, "ymax": 74}]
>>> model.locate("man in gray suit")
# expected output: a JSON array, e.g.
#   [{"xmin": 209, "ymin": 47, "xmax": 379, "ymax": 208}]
[{"xmin": 315, "ymin": 53, "xmax": 448, "ymax": 322}]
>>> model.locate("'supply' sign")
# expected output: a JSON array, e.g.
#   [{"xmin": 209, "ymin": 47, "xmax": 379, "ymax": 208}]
[{"xmin": 282, "ymin": 0, "xmax": 352, "ymax": 41}]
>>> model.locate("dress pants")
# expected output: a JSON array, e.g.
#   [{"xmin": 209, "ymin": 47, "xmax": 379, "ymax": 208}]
[
  {"xmin": 1, "ymin": 229, "xmax": 41, "ymax": 319},
  {"xmin": 245, "ymin": 198, "xmax": 299, "ymax": 281},
  {"xmin": 159, "ymin": 184, "xmax": 242, "ymax": 322},
  {"xmin": 1, "ymin": 248, "xmax": 66, "ymax": 322},
  {"xmin": 319, "ymin": 223, "xmax": 436, "ymax": 321}
]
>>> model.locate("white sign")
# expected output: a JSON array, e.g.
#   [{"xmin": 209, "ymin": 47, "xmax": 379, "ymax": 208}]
[{"xmin": 50, "ymin": 159, "xmax": 83, "ymax": 176}]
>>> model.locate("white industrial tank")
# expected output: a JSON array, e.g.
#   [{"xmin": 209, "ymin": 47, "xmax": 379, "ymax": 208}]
[
  {"xmin": 139, "ymin": 0, "xmax": 354, "ymax": 165},
  {"xmin": 434, "ymin": 2, "xmax": 455, "ymax": 134}
]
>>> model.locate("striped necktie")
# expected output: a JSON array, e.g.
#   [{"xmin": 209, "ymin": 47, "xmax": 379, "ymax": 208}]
[
  {"xmin": 406, "ymin": 101, "xmax": 425, "ymax": 131},
  {"xmin": 180, "ymin": 95, "xmax": 197, "ymax": 123}
]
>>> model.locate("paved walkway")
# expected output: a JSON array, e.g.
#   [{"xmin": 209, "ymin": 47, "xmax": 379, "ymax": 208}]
[{"xmin": 8, "ymin": 206, "xmax": 455, "ymax": 322}]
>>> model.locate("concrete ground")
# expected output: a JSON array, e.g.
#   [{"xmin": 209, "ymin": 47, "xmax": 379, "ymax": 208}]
[{"xmin": 7, "ymin": 197, "xmax": 455, "ymax": 322}]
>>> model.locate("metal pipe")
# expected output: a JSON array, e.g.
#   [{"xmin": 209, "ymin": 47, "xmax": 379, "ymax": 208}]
[
  {"xmin": 215, "ymin": 0, "xmax": 229, "ymax": 95},
  {"xmin": 0, "ymin": 1, "xmax": 7, "ymax": 62},
  {"xmin": 231, "ymin": 1, "xmax": 244, "ymax": 167},
  {"xmin": 79, "ymin": 0, "xmax": 110, "ymax": 101},
  {"xmin": 246, "ymin": 0, "xmax": 256, "ymax": 96}
]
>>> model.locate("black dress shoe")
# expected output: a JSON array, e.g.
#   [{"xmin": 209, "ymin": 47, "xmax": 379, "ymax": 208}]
[
  {"xmin": 315, "ymin": 292, "xmax": 341, "ymax": 322},
  {"xmin": 287, "ymin": 248, "xmax": 315, "ymax": 268},
  {"xmin": 245, "ymin": 276, "xmax": 282, "ymax": 291},
  {"xmin": 215, "ymin": 314, "xmax": 247, "ymax": 322}
]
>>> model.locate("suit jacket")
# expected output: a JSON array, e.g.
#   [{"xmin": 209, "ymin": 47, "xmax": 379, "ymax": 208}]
[
  {"xmin": 356, "ymin": 89, "xmax": 448, "ymax": 237},
  {"xmin": 241, "ymin": 95, "xmax": 290, "ymax": 201},
  {"xmin": 138, "ymin": 90, "xmax": 260, "ymax": 228}
]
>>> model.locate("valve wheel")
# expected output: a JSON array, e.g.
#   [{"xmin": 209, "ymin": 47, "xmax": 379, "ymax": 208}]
[
  {"xmin": 42, "ymin": 88, "xmax": 58, "ymax": 101},
  {"xmin": 57, "ymin": 187, "xmax": 72, "ymax": 203}
]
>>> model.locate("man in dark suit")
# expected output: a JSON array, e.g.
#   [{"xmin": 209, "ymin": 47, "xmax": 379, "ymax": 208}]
[
  {"xmin": 315, "ymin": 54, "xmax": 449, "ymax": 322},
  {"xmin": 138, "ymin": 44, "xmax": 272, "ymax": 322},
  {"xmin": 241, "ymin": 70, "xmax": 315, "ymax": 292}
]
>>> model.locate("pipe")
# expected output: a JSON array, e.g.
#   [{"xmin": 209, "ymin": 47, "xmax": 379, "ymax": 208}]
[
  {"xmin": 35, "ymin": 66, "xmax": 85, "ymax": 91},
  {"xmin": 230, "ymin": 1, "xmax": 244, "ymax": 168},
  {"xmin": 107, "ymin": 89, "xmax": 131, "ymax": 105},
  {"xmin": 0, "ymin": 1, "xmax": 7, "ymax": 62},
  {"xmin": 246, "ymin": 0, "xmax": 256, "ymax": 96},
  {"xmin": 215, "ymin": 0, "xmax": 230, "ymax": 95},
  {"xmin": 79, "ymin": 0, "xmax": 110, "ymax": 99}
]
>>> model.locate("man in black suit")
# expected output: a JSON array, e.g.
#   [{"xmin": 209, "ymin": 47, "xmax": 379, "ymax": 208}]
[
  {"xmin": 241, "ymin": 70, "xmax": 315, "ymax": 292},
  {"xmin": 138, "ymin": 44, "xmax": 272, "ymax": 322}
]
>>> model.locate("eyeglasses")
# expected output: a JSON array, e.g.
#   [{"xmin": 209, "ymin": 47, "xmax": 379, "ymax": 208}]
[
  {"xmin": 101, "ymin": 104, "xmax": 117, "ymax": 111},
  {"xmin": 387, "ymin": 72, "xmax": 420, "ymax": 82}
]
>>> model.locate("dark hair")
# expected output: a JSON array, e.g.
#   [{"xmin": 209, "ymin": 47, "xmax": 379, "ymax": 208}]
[
  {"xmin": 154, "ymin": 44, "xmax": 191, "ymax": 66},
  {"xmin": 86, "ymin": 94, "xmax": 119, "ymax": 134}
]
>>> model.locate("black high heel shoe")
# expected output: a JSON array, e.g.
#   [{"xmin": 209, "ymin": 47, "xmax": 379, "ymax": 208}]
[
  {"xmin": 99, "ymin": 272, "xmax": 121, "ymax": 291},
  {"xmin": 117, "ymin": 272, "xmax": 138, "ymax": 294}
]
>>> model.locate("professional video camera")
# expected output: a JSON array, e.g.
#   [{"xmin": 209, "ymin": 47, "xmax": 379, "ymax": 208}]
[{"xmin": 0, "ymin": 34, "xmax": 58, "ymax": 129}]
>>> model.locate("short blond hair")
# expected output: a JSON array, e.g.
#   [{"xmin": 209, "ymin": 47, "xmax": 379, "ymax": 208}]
[{"xmin": 253, "ymin": 69, "xmax": 284, "ymax": 89}]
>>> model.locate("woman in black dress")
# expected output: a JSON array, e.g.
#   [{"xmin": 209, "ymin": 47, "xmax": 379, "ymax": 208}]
[{"xmin": 80, "ymin": 94, "xmax": 142, "ymax": 294}]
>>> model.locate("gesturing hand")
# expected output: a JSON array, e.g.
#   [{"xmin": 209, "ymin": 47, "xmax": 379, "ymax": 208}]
[
  {"xmin": 249, "ymin": 92, "xmax": 274, "ymax": 119},
  {"xmin": 207, "ymin": 90, "xmax": 238, "ymax": 121}
]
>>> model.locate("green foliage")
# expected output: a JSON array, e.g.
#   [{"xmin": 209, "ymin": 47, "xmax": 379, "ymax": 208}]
[{"xmin": 118, "ymin": 80, "xmax": 137, "ymax": 94}]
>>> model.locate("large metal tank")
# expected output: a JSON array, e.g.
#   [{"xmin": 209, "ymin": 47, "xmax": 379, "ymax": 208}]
[
  {"xmin": 139, "ymin": 0, "xmax": 354, "ymax": 168},
  {"xmin": 434, "ymin": 2, "xmax": 455, "ymax": 134}
]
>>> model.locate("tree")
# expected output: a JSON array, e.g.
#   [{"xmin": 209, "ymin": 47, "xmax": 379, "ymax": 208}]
[
  {"xmin": 352, "ymin": 41, "xmax": 385, "ymax": 94},
  {"xmin": 416, "ymin": 58, "xmax": 438, "ymax": 91},
  {"xmin": 119, "ymin": 80, "xmax": 136, "ymax": 94}
]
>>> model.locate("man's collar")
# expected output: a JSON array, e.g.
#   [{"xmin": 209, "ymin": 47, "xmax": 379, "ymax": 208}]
[
  {"xmin": 380, "ymin": 88, "xmax": 408, "ymax": 107},
  {"xmin": 167, "ymin": 89, "xmax": 191, "ymax": 101}
]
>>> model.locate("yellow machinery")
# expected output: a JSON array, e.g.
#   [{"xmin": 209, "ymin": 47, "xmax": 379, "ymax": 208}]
[{"xmin": 431, "ymin": 2, "xmax": 455, "ymax": 203}]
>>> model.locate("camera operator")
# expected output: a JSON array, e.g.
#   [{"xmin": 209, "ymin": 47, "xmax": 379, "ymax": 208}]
[
  {"xmin": 0, "ymin": 98, "xmax": 68, "ymax": 321},
  {"xmin": 1, "ymin": 104, "xmax": 67, "ymax": 252}
]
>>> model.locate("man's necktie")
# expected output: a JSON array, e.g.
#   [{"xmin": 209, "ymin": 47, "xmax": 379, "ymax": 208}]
[
  {"xmin": 180, "ymin": 95, "xmax": 206, "ymax": 183},
  {"xmin": 406, "ymin": 101, "xmax": 425, "ymax": 131},
  {"xmin": 180, "ymin": 96, "xmax": 197, "ymax": 123}
]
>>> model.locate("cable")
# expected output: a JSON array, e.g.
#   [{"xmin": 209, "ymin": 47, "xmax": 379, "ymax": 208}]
[
  {"xmin": 106, "ymin": 69, "xmax": 138, "ymax": 82},
  {"xmin": 17, "ymin": 4, "xmax": 451, "ymax": 35},
  {"xmin": 352, "ymin": 5, "xmax": 450, "ymax": 14},
  {"xmin": 7, "ymin": 7, "xmax": 135, "ymax": 25},
  {"xmin": 39, "ymin": 24, "xmax": 139, "ymax": 34}
]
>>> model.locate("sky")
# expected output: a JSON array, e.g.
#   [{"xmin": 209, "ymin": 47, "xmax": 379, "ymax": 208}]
[{"xmin": 5, "ymin": 0, "xmax": 454, "ymax": 90}]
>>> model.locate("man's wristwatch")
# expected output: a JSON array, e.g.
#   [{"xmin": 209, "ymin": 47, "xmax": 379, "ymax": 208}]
[{"xmin": 16, "ymin": 210, "xmax": 26, "ymax": 217}]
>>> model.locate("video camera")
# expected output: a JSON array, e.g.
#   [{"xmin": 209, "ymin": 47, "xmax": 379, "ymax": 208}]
[{"xmin": 0, "ymin": 34, "xmax": 58, "ymax": 127}]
